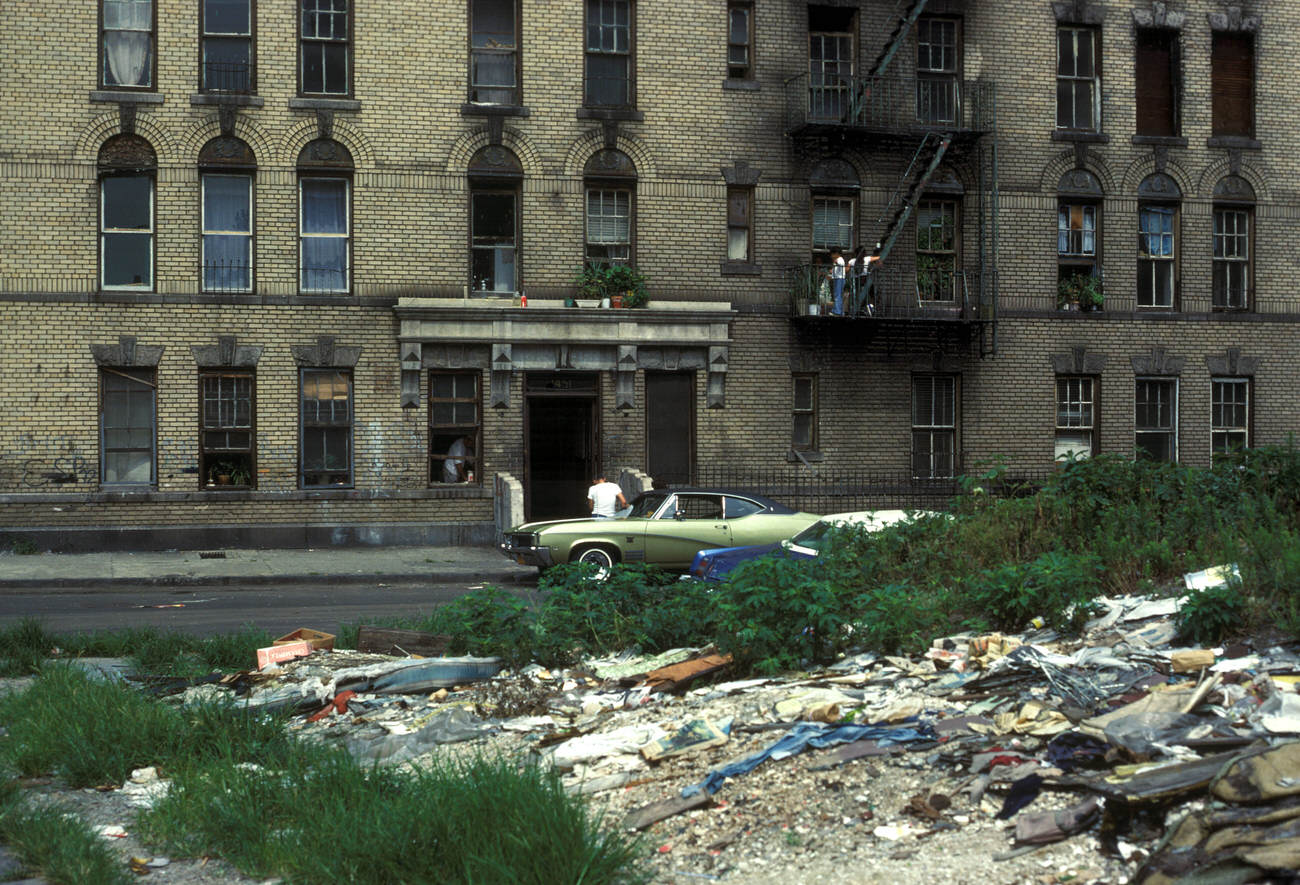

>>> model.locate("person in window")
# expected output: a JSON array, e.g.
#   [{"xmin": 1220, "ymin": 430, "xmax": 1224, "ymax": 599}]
[
  {"xmin": 442, "ymin": 435, "xmax": 474, "ymax": 483},
  {"xmin": 826, "ymin": 247, "xmax": 847, "ymax": 315},
  {"xmin": 587, "ymin": 473, "xmax": 628, "ymax": 518}
]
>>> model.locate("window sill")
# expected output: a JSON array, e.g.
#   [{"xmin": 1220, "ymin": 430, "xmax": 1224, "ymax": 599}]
[
  {"xmin": 1131, "ymin": 134, "xmax": 1188, "ymax": 147},
  {"xmin": 722, "ymin": 78, "xmax": 761, "ymax": 92},
  {"xmin": 191, "ymin": 93, "xmax": 264, "ymax": 107},
  {"xmin": 577, "ymin": 107, "xmax": 645, "ymax": 122},
  {"xmin": 460, "ymin": 103, "xmax": 530, "ymax": 117},
  {"xmin": 289, "ymin": 97, "xmax": 361, "ymax": 111},
  {"xmin": 1207, "ymin": 135, "xmax": 1262, "ymax": 150},
  {"xmin": 1051, "ymin": 130, "xmax": 1110, "ymax": 144},
  {"xmin": 90, "ymin": 90, "xmax": 164, "ymax": 105},
  {"xmin": 720, "ymin": 260, "xmax": 762, "ymax": 275},
  {"xmin": 786, "ymin": 450, "xmax": 824, "ymax": 463}
]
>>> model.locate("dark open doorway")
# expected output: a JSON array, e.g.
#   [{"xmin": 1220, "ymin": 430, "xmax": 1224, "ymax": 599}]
[
  {"xmin": 645, "ymin": 371, "xmax": 695, "ymax": 486},
  {"xmin": 525, "ymin": 373, "xmax": 599, "ymax": 521}
]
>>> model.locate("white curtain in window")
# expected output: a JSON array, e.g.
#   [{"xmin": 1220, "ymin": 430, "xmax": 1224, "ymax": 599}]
[
  {"xmin": 104, "ymin": 0, "xmax": 152, "ymax": 86},
  {"xmin": 302, "ymin": 179, "xmax": 347, "ymax": 233}
]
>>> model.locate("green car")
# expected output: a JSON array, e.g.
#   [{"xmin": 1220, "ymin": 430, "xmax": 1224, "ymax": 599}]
[{"xmin": 499, "ymin": 488, "xmax": 821, "ymax": 573}]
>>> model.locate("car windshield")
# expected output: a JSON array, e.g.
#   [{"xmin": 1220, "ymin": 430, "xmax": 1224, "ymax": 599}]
[
  {"xmin": 627, "ymin": 492, "xmax": 669, "ymax": 519},
  {"xmin": 789, "ymin": 519, "xmax": 836, "ymax": 552}
]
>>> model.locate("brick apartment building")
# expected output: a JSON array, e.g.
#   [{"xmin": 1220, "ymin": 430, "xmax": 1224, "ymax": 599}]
[{"xmin": 0, "ymin": 0, "xmax": 1289, "ymax": 551}]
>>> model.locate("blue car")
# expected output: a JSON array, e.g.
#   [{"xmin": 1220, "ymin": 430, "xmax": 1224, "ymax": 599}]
[{"xmin": 688, "ymin": 510, "xmax": 928, "ymax": 582}]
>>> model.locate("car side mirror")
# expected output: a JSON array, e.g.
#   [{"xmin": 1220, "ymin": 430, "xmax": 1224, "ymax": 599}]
[{"xmin": 675, "ymin": 510, "xmax": 686, "ymax": 520}]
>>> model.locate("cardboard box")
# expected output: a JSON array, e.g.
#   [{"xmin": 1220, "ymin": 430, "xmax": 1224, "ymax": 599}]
[
  {"xmin": 256, "ymin": 641, "xmax": 313, "ymax": 670},
  {"xmin": 273, "ymin": 628, "xmax": 335, "ymax": 651}
]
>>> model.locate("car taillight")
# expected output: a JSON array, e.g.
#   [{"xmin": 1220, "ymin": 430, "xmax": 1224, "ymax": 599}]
[{"xmin": 692, "ymin": 557, "xmax": 711, "ymax": 578}]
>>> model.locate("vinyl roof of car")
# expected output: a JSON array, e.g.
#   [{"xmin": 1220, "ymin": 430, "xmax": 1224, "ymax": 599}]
[{"xmin": 634, "ymin": 488, "xmax": 800, "ymax": 514}]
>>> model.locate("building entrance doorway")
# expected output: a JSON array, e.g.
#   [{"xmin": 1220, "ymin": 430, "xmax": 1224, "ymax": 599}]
[
  {"xmin": 525, "ymin": 373, "xmax": 599, "ymax": 521},
  {"xmin": 645, "ymin": 371, "xmax": 695, "ymax": 486}
]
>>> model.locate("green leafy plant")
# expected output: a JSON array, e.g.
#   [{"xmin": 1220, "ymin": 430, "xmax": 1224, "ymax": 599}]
[
  {"xmin": 1177, "ymin": 580, "xmax": 1246, "ymax": 645},
  {"xmin": 574, "ymin": 263, "xmax": 649, "ymax": 307},
  {"xmin": 957, "ymin": 549, "xmax": 1103, "ymax": 635},
  {"xmin": 1057, "ymin": 273, "xmax": 1103, "ymax": 310}
]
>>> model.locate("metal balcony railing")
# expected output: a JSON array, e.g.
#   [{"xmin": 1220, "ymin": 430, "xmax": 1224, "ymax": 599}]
[
  {"xmin": 784, "ymin": 73, "xmax": 995, "ymax": 135},
  {"xmin": 201, "ymin": 61, "xmax": 255, "ymax": 94},
  {"xmin": 786, "ymin": 265, "xmax": 987, "ymax": 320}
]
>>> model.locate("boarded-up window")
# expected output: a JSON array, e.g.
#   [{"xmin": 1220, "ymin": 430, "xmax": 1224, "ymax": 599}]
[
  {"xmin": 1135, "ymin": 29, "xmax": 1176, "ymax": 136},
  {"xmin": 1211, "ymin": 32, "xmax": 1253, "ymax": 137}
]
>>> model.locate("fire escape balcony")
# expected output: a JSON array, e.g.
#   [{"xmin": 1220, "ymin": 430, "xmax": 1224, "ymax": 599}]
[{"xmin": 784, "ymin": 73, "xmax": 995, "ymax": 145}]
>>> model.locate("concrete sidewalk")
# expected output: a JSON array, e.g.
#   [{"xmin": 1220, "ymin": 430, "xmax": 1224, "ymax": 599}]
[{"xmin": 0, "ymin": 544, "xmax": 535, "ymax": 589}]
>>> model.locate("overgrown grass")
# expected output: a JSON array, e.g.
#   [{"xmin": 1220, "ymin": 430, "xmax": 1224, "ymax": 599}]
[
  {"xmin": 0, "ymin": 667, "xmax": 646, "ymax": 885},
  {"xmin": 0, "ymin": 620, "xmax": 274, "ymax": 680},
  {"xmin": 0, "ymin": 791, "xmax": 132, "ymax": 885}
]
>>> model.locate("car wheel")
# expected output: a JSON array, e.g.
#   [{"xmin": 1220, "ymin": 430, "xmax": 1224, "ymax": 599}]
[{"xmin": 572, "ymin": 545, "xmax": 618, "ymax": 579}]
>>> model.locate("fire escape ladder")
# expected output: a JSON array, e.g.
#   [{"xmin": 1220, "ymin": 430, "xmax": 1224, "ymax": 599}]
[
  {"xmin": 868, "ymin": 0, "xmax": 931, "ymax": 78},
  {"xmin": 872, "ymin": 132, "xmax": 950, "ymax": 266}
]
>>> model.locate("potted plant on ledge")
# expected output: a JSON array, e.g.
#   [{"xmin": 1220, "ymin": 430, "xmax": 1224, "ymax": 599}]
[
  {"xmin": 574, "ymin": 263, "xmax": 649, "ymax": 308},
  {"xmin": 1058, "ymin": 273, "xmax": 1104, "ymax": 312}
]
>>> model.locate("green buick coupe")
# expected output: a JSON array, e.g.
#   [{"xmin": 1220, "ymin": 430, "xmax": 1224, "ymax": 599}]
[{"xmin": 499, "ymin": 488, "xmax": 820, "ymax": 573}]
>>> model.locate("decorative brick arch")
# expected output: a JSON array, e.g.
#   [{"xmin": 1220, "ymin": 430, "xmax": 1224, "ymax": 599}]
[
  {"xmin": 1120, "ymin": 154, "xmax": 1192, "ymax": 197},
  {"xmin": 1039, "ymin": 148, "xmax": 1116, "ymax": 196},
  {"xmin": 76, "ymin": 111, "xmax": 177, "ymax": 166},
  {"xmin": 444, "ymin": 126, "xmax": 544, "ymax": 177},
  {"xmin": 278, "ymin": 117, "xmax": 375, "ymax": 169},
  {"xmin": 1195, "ymin": 157, "xmax": 1268, "ymax": 203},
  {"xmin": 179, "ymin": 114, "xmax": 275, "ymax": 166},
  {"xmin": 562, "ymin": 131, "xmax": 657, "ymax": 180}
]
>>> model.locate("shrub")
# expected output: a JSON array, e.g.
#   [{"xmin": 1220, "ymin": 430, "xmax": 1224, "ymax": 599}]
[
  {"xmin": 957, "ymin": 549, "xmax": 1103, "ymax": 635},
  {"xmin": 1177, "ymin": 578, "xmax": 1247, "ymax": 646}
]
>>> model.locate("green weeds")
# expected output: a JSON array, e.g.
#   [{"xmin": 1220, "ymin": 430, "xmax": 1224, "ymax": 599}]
[{"xmin": 0, "ymin": 794, "xmax": 132, "ymax": 885}]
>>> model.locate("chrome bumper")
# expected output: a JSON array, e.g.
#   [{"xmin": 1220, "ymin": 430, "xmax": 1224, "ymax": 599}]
[{"xmin": 498, "ymin": 542, "xmax": 555, "ymax": 569}]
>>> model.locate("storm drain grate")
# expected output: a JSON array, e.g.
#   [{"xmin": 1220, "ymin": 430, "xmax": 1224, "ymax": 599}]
[{"xmin": 198, "ymin": 551, "xmax": 228, "ymax": 559}]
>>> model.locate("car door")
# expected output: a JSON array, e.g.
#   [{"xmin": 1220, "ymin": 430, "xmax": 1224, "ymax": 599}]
[
  {"xmin": 643, "ymin": 493, "xmax": 732, "ymax": 569},
  {"xmin": 724, "ymin": 495, "xmax": 790, "ymax": 545}
]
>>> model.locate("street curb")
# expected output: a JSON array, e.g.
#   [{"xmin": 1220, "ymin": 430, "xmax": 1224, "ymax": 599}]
[{"xmin": 0, "ymin": 567, "xmax": 535, "ymax": 592}]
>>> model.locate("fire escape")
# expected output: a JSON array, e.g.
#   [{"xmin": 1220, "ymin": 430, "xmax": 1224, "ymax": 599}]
[{"xmin": 785, "ymin": 0, "xmax": 998, "ymax": 357}]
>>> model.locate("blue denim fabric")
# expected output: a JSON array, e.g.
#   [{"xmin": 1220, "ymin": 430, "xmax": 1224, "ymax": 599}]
[{"xmin": 680, "ymin": 720, "xmax": 934, "ymax": 797}]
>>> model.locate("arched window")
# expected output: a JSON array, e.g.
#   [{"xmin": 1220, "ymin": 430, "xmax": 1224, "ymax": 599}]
[
  {"xmin": 1212, "ymin": 175, "xmax": 1255, "ymax": 311},
  {"xmin": 584, "ymin": 148, "xmax": 636, "ymax": 264},
  {"xmin": 468, "ymin": 146, "xmax": 522, "ymax": 293},
  {"xmin": 1137, "ymin": 172, "xmax": 1181, "ymax": 309},
  {"xmin": 1057, "ymin": 169, "xmax": 1102, "ymax": 300},
  {"xmin": 297, "ymin": 138, "xmax": 353, "ymax": 293},
  {"xmin": 199, "ymin": 136, "xmax": 256, "ymax": 293},
  {"xmin": 98, "ymin": 134, "xmax": 156, "ymax": 291}
]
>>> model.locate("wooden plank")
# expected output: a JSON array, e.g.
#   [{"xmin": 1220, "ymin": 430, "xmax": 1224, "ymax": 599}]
[
  {"xmin": 621, "ymin": 793, "xmax": 715, "ymax": 831},
  {"xmin": 355, "ymin": 625, "xmax": 453, "ymax": 657}
]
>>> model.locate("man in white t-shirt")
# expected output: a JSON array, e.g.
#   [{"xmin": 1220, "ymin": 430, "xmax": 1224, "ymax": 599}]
[
  {"xmin": 443, "ymin": 436, "xmax": 471, "ymax": 483},
  {"xmin": 587, "ymin": 473, "xmax": 628, "ymax": 518}
]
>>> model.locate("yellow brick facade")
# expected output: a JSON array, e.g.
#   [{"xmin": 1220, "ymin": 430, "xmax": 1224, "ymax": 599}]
[{"xmin": 2, "ymin": 0, "xmax": 1298, "ymax": 549}]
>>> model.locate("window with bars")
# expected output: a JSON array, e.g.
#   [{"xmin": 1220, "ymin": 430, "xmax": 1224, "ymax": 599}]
[
  {"xmin": 430, "ymin": 373, "xmax": 481, "ymax": 484},
  {"xmin": 1055, "ymin": 376, "xmax": 1095, "ymax": 461},
  {"xmin": 102, "ymin": 0, "xmax": 154, "ymax": 88},
  {"xmin": 916, "ymin": 17, "xmax": 959, "ymax": 124},
  {"xmin": 792, "ymin": 374, "xmax": 817, "ymax": 452},
  {"xmin": 200, "ymin": 372, "xmax": 254, "ymax": 488},
  {"xmin": 202, "ymin": 0, "xmax": 253, "ymax": 93},
  {"xmin": 300, "ymin": 369, "xmax": 352, "ymax": 487},
  {"xmin": 101, "ymin": 368, "xmax": 156, "ymax": 487},
  {"xmin": 917, "ymin": 198, "xmax": 958, "ymax": 301},
  {"xmin": 1057, "ymin": 26, "xmax": 1099, "ymax": 131},
  {"xmin": 300, "ymin": 0, "xmax": 349, "ymax": 96},
  {"xmin": 727, "ymin": 1, "xmax": 753, "ymax": 79},
  {"xmin": 470, "ymin": 0, "xmax": 518, "ymax": 104},
  {"xmin": 300, "ymin": 176, "xmax": 349, "ymax": 293},
  {"xmin": 586, "ymin": 187, "xmax": 632, "ymax": 263},
  {"xmin": 1135, "ymin": 378, "xmax": 1177, "ymax": 462},
  {"xmin": 1212, "ymin": 378, "xmax": 1250, "ymax": 456},
  {"xmin": 912, "ymin": 374, "xmax": 957, "ymax": 479},
  {"xmin": 1213, "ymin": 207, "xmax": 1250, "ymax": 310},
  {"xmin": 202, "ymin": 173, "xmax": 253, "ymax": 293},
  {"xmin": 1137, "ymin": 204, "xmax": 1176, "ymax": 308},
  {"xmin": 586, "ymin": 0, "xmax": 632, "ymax": 107}
]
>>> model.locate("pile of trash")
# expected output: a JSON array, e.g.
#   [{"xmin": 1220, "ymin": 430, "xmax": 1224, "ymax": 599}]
[{"xmin": 146, "ymin": 567, "xmax": 1300, "ymax": 884}]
